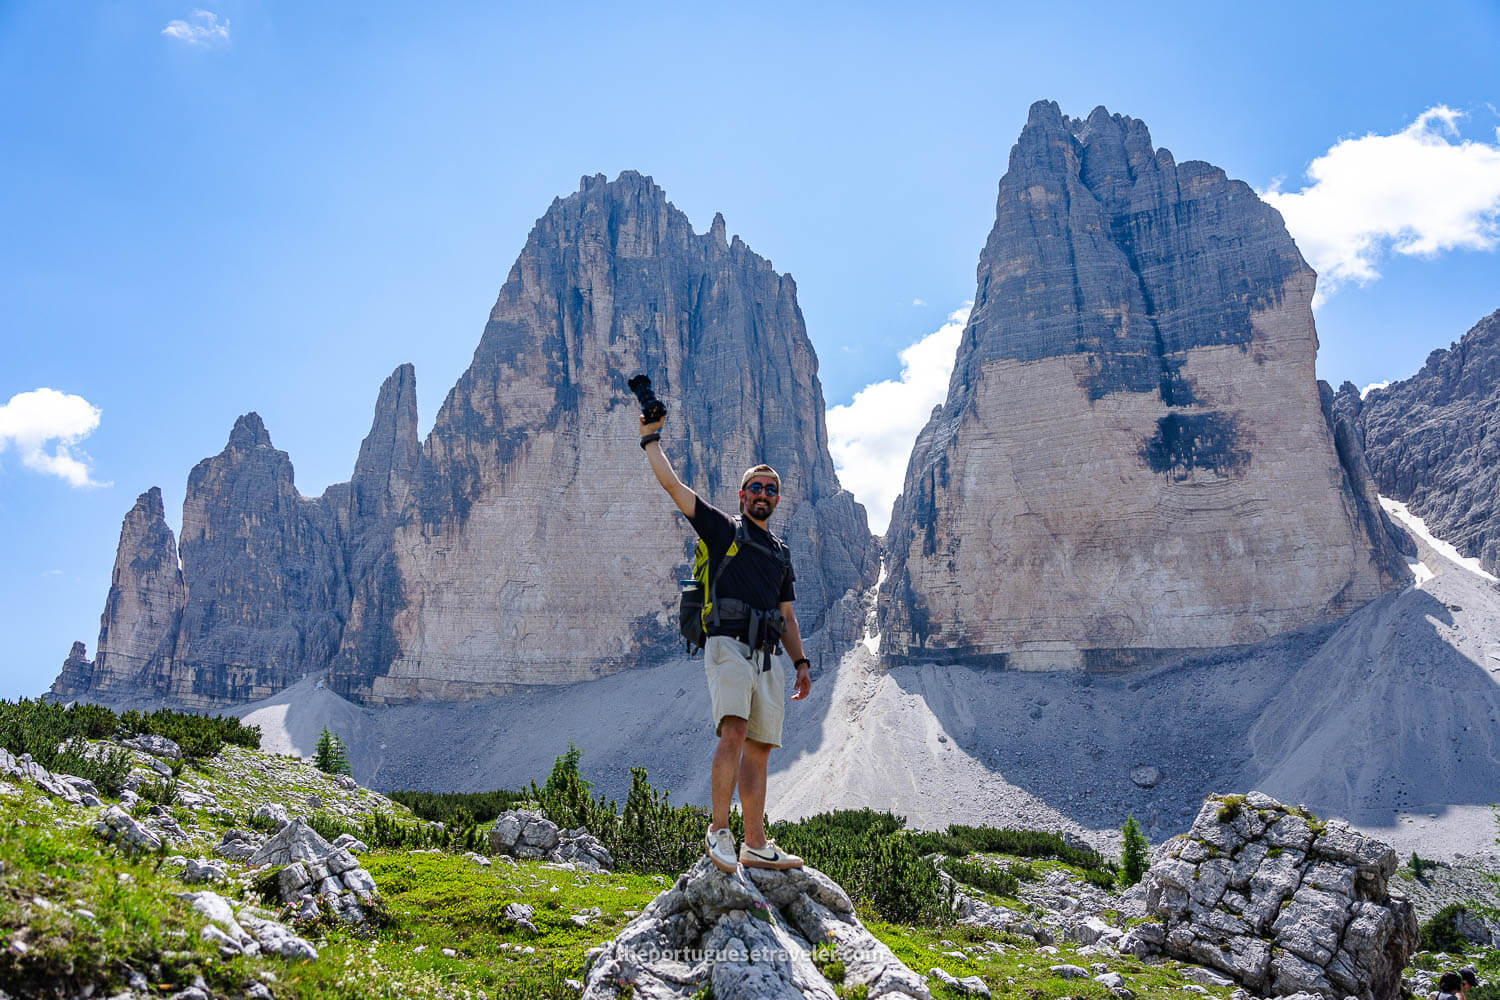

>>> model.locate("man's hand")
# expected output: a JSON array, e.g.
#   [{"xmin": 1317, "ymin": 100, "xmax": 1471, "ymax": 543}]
[
  {"xmin": 791, "ymin": 662, "xmax": 811, "ymax": 700},
  {"xmin": 640, "ymin": 414, "xmax": 665, "ymax": 437}
]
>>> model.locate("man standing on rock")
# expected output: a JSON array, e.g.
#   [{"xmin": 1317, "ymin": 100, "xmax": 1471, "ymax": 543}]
[{"xmin": 639, "ymin": 411, "xmax": 809, "ymax": 872}]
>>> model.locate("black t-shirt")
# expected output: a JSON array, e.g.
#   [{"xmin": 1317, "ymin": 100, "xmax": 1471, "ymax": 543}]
[{"xmin": 687, "ymin": 496, "xmax": 795, "ymax": 616}]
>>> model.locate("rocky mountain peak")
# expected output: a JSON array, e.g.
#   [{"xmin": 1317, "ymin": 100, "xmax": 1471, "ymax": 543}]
[
  {"xmin": 880, "ymin": 101, "xmax": 1405, "ymax": 669},
  {"xmin": 351, "ymin": 363, "xmax": 418, "ymax": 520},
  {"xmin": 62, "ymin": 172, "xmax": 875, "ymax": 707},
  {"xmin": 136, "ymin": 484, "xmax": 167, "ymax": 522},
  {"xmin": 227, "ymin": 412, "xmax": 273, "ymax": 452},
  {"xmin": 52, "ymin": 486, "xmax": 187, "ymax": 702},
  {"xmin": 371, "ymin": 168, "xmax": 874, "ymax": 702},
  {"xmin": 1350, "ymin": 307, "xmax": 1500, "ymax": 574}
]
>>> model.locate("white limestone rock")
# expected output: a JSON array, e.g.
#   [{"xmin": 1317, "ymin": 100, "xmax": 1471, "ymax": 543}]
[
  {"xmin": 1139, "ymin": 792, "xmax": 1417, "ymax": 1000},
  {"xmin": 582, "ymin": 858, "xmax": 928, "ymax": 1000}
]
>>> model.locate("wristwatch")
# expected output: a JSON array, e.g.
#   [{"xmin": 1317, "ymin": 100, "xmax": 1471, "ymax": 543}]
[
  {"xmin": 793, "ymin": 658, "xmax": 810, "ymax": 670},
  {"xmin": 639, "ymin": 432, "xmax": 661, "ymax": 449}
]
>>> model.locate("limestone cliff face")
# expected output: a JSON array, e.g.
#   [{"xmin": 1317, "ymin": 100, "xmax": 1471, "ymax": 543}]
[
  {"xmin": 358, "ymin": 172, "xmax": 876, "ymax": 702},
  {"xmin": 879, "ymin": 102, "xmax": 1406, "ymax": 668},
  {"xmin": 56, "ymin": 173, "xmax": 875, "ymax": 707},
  {"xmin": 51, "ymin": 488, "xmax": 185, "ymax": 701},
  {"xmin": 327, "ymin": 365, "xmax": 419, "ymax": 698},
  {"xmin": 1342, "ymin": 308, "xmax": 1500, "ymax": 573},
  {"xmin": 167, "ymin": 414, "xmax": 347, "ymax": 706}
]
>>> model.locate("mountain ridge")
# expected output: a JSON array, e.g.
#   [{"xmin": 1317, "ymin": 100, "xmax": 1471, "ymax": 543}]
[{"xmin": 55, "ymin": 171, "xmax": 877, "ymax": 708}]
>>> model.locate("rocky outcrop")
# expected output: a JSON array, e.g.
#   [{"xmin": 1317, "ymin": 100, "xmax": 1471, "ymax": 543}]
[
  {"xmin": 879, "ymin": 101, "xmax": 1406, "ymax": 669},
  {"xmin": 57, "ymin": 173, "xmax": 875, "ymax": 708},
  {"xmin": 54, "ymin": 641, "xmax": 95, "ymax": 696},
  {"xmin": 1138, "ymin": 792, "xmax": 1417, "ymax": 1000},
  {"xmin": 582, "ymin": 857, "xmax": 930, "ymax": 1000},
  {"xmin": 53, "ymin": 488, "xmax": 187, "ymax": 701},
  {"xmin": 487, "ymin": 809, "xmax": 614, "ymax": 871},
  {"xmin": 1340, "ymin": 308, "xmax": 1500, "ymax": 574}
]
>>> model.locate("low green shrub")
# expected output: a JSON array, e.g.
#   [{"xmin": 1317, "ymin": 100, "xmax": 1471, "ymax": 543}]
[
  {"xmin": 0, "ymin": 702, "xmax": 133, "ymax": 795},
  {"xmin": 386, "ymin": 787, "xmax": 529, "ymax": 826},
  {"xmin": 941, "ymin": 857, "xmax": 1019, "ymax": 897},
  {"xmin": 907, "ymin": 823, "xmax": 1115, "ymax": 875},
  {"xmin": 616, "ymin": 767, "xmax": 711, "ymax": 873},
  {"xmin": 137, "ymin": 776, "xmax": 178, "ymax": 807},
  {"xmin": 1084, "ymin": 867, "xmax": 1118, "ymax": 890},
  {"xmin": 769, "ymin": 809, "xmax": 946, "ymax": 925},
  {"xmin": 307, "ymin": 810, "xmax": 488, "ymax": 856},
  {"xmin": 531, "ymin": 744, "xmax": 622, "ymax": 840},
  {"xmin": 1, "ymin": 699, "xmax": 259, "ymax": 767},
  {"xmin": 54, "ymin": 738, "xmax": 133, "ymax": 796},
  {"xmin": 245, "ymin": 811, "xmax": 281, "ymax": 834},
  {"xmin": 533, "ymin": 751, "xmax": 717, "ymax": 874},
  {"xmin": 1009, "ymin": 860, "xmax": 1038, "ymax": 881},
  {"xmin": 1420, "ymin": 903, "xmax": 1467, "ymax": 954},
  {"xmin": 117, "ymin": 707, "xmax": 259, "ymax": 755}
]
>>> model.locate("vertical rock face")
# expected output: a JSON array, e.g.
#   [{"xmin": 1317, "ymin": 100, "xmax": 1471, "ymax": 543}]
[
  {"xmin": 56, "ymin": 173, "xmax": 875, "ymax": 707},
  {"xmin": 358, "ymin": 171, "xmax": 876, "ymax": 703},
  {"xmin": 52, "ymin": 487, "xmax": 186, "ymax": 701},
  {"xmin": 879, "ymin": 102, "xmax": 1405, "ymax": 669},
  {"xmin": 1342, "ymin": 309, "xmax": 1500, "ymax": 573},
  {"xmin": 327, "ymin": 364, "xmax": 420, "ymax": 698},
  {"xmin": 164, "ymin": 415, "xmax": 347, "ymax": 707}
]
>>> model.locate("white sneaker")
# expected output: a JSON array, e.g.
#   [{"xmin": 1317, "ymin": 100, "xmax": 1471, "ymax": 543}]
[
  {"xmin": 739, "ymin": 839, "xmax": 804, "ymax": 870},
  {"xmin": 705, "ymin": 824, "xmax": 739, "ymax": 872}
]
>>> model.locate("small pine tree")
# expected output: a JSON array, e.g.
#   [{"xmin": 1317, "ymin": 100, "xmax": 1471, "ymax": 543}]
[
  {"xmin": 546, "ymin": 741, "xmax": 590, "ymax": 796},
  {"xmin": 1121, "ymin": 814, "xmax": 1150, "ymax": 886},
  {"xmin": 313, "ymin": 726, "xmax": 351, "ymax": 776},
  {"xmin": 1409, "ymin": 851, "xmax": 1426, "ymax": 878}
]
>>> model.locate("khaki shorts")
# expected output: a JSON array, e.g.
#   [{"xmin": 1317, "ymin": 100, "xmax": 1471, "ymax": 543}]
[{"xmin": 704, "ymin": 635, "xmax": 786, "ymax": 747}]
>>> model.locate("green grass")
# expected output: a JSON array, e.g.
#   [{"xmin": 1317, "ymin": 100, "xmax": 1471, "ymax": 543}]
[
  {"xmin": 0, "ymin": 785, "xmax": 262, "ymax": 997},
  {"xmin": 253, "ymin": 852, "xmax": 663, "ymax": 998},
  {"xmin": 4, "ymin": 736, "xmax": 1493, "ymax": 1000},
  {"xmin": 861, "ymin": 919, "xmax": 1240, "ymax": 1000}
]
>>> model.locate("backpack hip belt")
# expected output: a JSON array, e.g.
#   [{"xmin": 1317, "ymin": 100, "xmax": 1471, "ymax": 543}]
[{"xmin": 713, "ymin": 599, "xmax": 785, "ymax": 672}]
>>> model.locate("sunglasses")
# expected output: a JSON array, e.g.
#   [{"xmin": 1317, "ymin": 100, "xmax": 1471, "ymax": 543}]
[{"xmin": 743, "ymin": 482, "xmax": 779, "ymax": 497}]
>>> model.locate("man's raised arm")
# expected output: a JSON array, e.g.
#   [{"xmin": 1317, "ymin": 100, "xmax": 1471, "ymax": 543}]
[{"xmin": 640, "ymin": 414, "xmax": 697, "ymax": 517}]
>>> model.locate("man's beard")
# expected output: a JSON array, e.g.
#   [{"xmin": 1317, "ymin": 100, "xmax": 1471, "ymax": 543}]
[{"xmin": 748, "ymin": 499, "xmax": 773, "ymax": 519}]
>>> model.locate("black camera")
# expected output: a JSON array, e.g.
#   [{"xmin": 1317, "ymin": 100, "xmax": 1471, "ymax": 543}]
[{"xmin": 628, "ymin": 374, "xmax": 667, "ymax": 423}]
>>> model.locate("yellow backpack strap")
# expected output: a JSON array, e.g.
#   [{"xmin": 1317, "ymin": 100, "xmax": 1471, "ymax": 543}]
[{"xmin": 704, "ymin": 517, "xmax": 746, "ymax": 630}]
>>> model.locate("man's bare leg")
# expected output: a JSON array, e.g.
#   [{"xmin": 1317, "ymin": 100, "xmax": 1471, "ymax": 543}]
[
  {"xmin": 711, "ymin": 716, "xmax": 748, "ymax": 831},
  {"xmin": 738, "ymin": 739, "xmax": 773, "ymax": 847}
]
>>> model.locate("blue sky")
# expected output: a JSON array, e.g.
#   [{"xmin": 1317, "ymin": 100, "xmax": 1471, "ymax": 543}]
[{"xmin": 4, "ymin": 1, "xmax": 1499, "ymax": 700}]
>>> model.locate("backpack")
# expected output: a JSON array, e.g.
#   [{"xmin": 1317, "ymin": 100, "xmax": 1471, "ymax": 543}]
[{"xmin": 678, "ymin": 516, "xmax": 791, "ymax": 653}]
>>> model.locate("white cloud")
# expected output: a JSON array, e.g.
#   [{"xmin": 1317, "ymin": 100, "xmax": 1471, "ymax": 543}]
[
  {"xmin": 1261, "ymin": 106, "xmax": 1500, "ymax": 305},
  {"xmin": 827, "ymin": 303, "xmax": 970, "ymax": 535},
  {"xmin": 162, "ymin": 10, "xmax": 230, "ymax": 46},
  {"xmin": 912, "ymin": 298, "xmax": 927, "ymax": 306},
  {"xmin": 1360, "ymin": 380, "xmax": 1391, "ymax": 398},
  {"xmin": 0, "ymin": 388, "xmax": 109, "ymax": 488}
]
